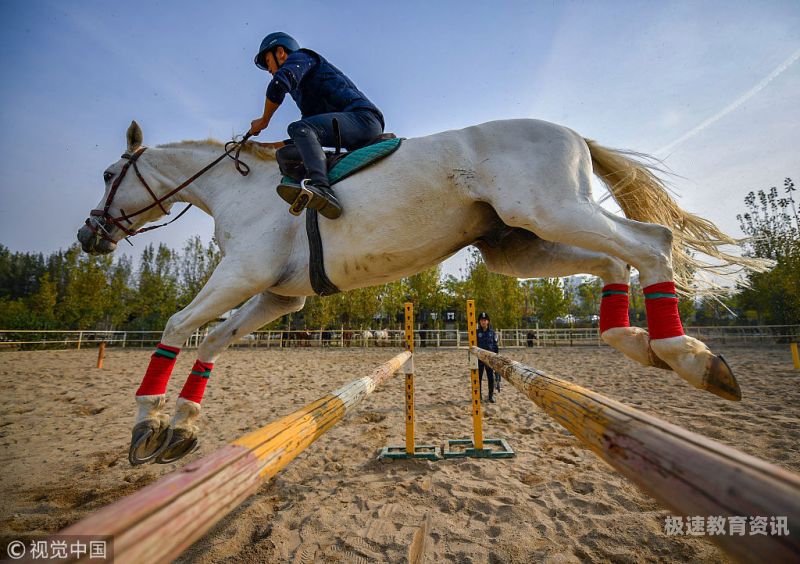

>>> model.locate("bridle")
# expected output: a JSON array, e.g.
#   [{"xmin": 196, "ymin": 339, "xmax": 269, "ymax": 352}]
[{"xmin": 85, "ymin": 135, "xmax": 252, "ymax": 245}]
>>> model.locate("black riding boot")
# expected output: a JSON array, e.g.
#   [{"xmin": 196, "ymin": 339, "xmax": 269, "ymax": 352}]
[{"xmin": 276, "ymin": 134, "xmax": 342, "ymax": 219}]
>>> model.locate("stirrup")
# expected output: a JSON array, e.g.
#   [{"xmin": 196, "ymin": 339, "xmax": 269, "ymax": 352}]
[
  {"xmin": 288, "ymin": 180, "xmax": 316, "ymax": 216},
  {"xmin": 278, "ymin": 179, "xmax": 342, "ymax": 219}
]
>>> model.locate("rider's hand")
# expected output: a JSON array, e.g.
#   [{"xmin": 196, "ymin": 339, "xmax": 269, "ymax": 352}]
[{"xmin": 249, "ymin": 118, "xmax": 268, "ymax": 136}]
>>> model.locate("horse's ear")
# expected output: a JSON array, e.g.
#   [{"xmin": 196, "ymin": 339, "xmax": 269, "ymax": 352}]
[{"xmin": 126, "ymin": 120, "xmax": 143, "ymax": 152}]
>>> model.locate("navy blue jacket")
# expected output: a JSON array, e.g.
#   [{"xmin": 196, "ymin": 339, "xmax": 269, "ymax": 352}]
[
  {"xmin": 266, "ymin": 49, "xmax": 383, "ymax": 126},
  {"xmin": 477, "ymin": 325, "xmax": 499, "ymax": 353}
]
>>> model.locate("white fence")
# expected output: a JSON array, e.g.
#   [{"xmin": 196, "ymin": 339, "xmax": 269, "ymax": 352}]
[{"xmin": 0, "ymin": 325, "xmax": 797, "ymax": 351}]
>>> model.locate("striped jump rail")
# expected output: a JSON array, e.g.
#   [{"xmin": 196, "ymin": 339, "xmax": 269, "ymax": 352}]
[
  {"xmin": 58, "ymin": 351, "xmax": 411, "ymax": 563},
  {"xmin": 472, "ymin": 347, "xmax": 800, "ymax": 562}
]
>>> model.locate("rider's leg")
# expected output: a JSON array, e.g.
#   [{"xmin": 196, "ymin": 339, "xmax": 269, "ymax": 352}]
[
  {"xmin": 277, "ymin": 119, "xmax": 341, "ymax": 218},
  {"xmin": 277, "ymin": 111, "xmax": 383, "ymax": 219},
  {"xmin": 275, "ymin": 143, "xmax": 305, "ymax": 181}
]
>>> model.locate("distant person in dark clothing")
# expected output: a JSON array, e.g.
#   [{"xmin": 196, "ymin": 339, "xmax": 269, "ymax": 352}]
[{"xmin": 476, "ymin": 311, "xmax": 500, "ymax": 403}]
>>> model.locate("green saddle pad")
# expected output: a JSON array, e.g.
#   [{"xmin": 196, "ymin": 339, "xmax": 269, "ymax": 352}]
[{"xmin": 282, "ymin": 137, "xmax": 402, "ymax": 186}]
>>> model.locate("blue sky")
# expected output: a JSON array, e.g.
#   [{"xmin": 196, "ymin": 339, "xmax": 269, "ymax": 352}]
[{"xmin": 0, "ymin": 0, "xmax": 798, "ymax": 278}]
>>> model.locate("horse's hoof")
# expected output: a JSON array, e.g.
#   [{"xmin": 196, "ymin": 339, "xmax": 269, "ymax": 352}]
[
  {"xmin": 155, "ymin": 428, "xmax": 199, "ymax": 464},
  {"xmin": 128, "ymin": 419, "xmax": 172, "ymax": 466},
  {"xmin": 704, "ymin": 354, "xmax": 742, "ymax": 402}
]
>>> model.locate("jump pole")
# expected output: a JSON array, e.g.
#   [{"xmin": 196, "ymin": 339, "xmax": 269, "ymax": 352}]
[
  {"xmin": 379, "ymin": 303, "xmax": 440, "ymax": 460},
  {"xmin": 58, "ymin": 351, "xmax": 411, "ymax": 563},
  {"xmin": 791, "ymin": 342, "xmax": 800, "ymax": 370},
  {"xmin": 473, "ymin": 348, "xmax": 800, "ymax": 561},
  {"xmin": 443, "ymin": 300, "xmax": 513, "ymax": 458}
]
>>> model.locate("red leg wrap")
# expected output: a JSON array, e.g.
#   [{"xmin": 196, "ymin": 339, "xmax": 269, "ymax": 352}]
[
  {"xmin": 178, "ymin": 360, "xmax": 214, "ymax": 404},
  {"xmin": 136, "ymin": 343, "xmax": 180, "ymax": 396},
  {"xmin": 644, "ymin": 281, "xmax": 685, "ymax": 340},
  {"xmin": 599, "ymin": 284, "xmax": 630, "ymax": 333}
]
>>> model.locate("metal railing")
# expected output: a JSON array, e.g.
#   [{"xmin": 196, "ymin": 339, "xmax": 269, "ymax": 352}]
[{"xmin": 1, "ymin": 325, "xmax": 797, "ymax": 351}]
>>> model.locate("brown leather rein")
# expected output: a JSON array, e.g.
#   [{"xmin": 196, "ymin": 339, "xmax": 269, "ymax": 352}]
[{"xmin": 86, "ymin": 135, "xmax": 252, "ymax": 245}]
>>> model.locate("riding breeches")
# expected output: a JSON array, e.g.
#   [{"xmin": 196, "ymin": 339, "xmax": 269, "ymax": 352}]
[{"xmin": 283, "ymin": 111, "xmax": 384, "ymax": 186}]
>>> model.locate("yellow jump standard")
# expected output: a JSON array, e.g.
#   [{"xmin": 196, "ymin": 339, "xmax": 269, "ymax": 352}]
[
  {"xmin": 443, "ymin": 300, "xmax": 514, "ymax": 459},
  {"xmin": 378, "ymin": 302, "xmax": 440, "ymax": 460}
]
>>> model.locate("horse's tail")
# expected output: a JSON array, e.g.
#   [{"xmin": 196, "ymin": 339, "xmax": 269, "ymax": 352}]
[{"xmin": 584, "ymin": 139, "xmax": 771, "ymax": 295}]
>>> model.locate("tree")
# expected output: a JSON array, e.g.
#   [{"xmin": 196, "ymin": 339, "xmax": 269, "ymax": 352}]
[
  {"xmin": 0, "ymin": 245, "xmax": 46, "ymax": 300},
  {"xmin": 461, "ymin": 249, "xmax": 525, "ymax": 327},
  {"xmin": 57, "ymin": 246, "xmax": 115, "ymax": 329},
  {"xmin": 302, "ymin": 294, "xmax": 341, "ymax": 329},
  {"xmin": 735, "ymin": 179, "xmax": 799, "ymax": 324},
  {"xmin": 575, "ymin": 277, "xmax": 603, "ymax": 319},
  {"xmin": 525, "ymin": 278, "xmax": 570, "ymax": 327},
  {"xmin": 27, "ymin": 272, "xmax": 58, "ymax": 327},
  {"xmin": 178, "ymin": 236, "xmax": 221, "ymax": 307},
  {"xmin": 128, "ymin": 244, "xmax": 180, "ymax": 330},
  {"xmin": 406, "ymin": 266, "xmax": 448, "ymax": 326},
  {"xmin": 105, "ymin": 255, "xmax": 134, "ymax": 328},
  {"xmin": 695, "ymin": 293, "xmax": 737, "ymax": 325}
]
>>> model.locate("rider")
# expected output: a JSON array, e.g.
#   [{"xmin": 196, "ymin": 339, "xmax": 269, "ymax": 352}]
[{"xmin": 249, "ymin": 32, "xmax": 385, "ymax": 219}]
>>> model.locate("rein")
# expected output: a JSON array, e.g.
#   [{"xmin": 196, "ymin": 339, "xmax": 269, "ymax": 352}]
[{"xmin": 86, "ymin": 135, "xmax": 252, "ymax": 245}]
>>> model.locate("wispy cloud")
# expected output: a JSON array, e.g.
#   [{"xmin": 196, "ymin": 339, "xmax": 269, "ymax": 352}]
[
  {"xmin": 62, "ymin": 5, "xmax": 218, "ymax": 133},
  {"xmin": 655, "ymin": 47, "xmax": 800, "ymax": 156}
]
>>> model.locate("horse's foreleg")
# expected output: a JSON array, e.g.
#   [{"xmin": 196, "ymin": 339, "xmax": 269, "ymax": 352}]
[
  {"xmin": 476, "ymin": 232, "xmax": 658, "ymax": 367},
  {"xmin": 197, "ymin": 291, "xmax": 306, "ymax": 362},
  {"xmin": 129, "ymin": 261, "xmax": 267, "ymax": 465},
  {"xmin": 155, "ymin": 291, "xmax": 305, "ymax": 465}
]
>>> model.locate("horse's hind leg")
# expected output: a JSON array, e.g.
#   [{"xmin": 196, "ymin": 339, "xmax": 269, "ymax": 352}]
[
  {"xmin": 155, "ymin": 291, "xmax": 305, "ymax": 464},
  {"xmin": 488, "ymin": 159, "xmax": 740, "ymax": 400},
  {"xmin": 476, "ymin": 230, "xmax": 659, "ymax": 367}
]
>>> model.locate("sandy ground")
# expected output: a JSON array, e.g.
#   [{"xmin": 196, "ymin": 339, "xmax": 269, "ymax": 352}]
[{"xmin": 1, "ymin": 345, "xmax": 798, "ymax": 562}]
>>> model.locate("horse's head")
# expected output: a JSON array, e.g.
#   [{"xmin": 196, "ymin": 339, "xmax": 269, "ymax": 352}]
[{"xmin": 77, "ymin": 121, "xmax": 174, "ymax": 254}]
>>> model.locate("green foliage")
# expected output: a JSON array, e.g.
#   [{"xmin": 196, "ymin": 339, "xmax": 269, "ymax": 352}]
[
  {"xmin": 0, "ymin": 245, "xmax": 46, "ymax": 300},
  {"xmin": 459, "ymin": 249, "xmax": 525, "ymax": 328},
  {"xmin": 694, "ymin": 293, "xmax": 737, "ymax": 325},
  {"xmin": 0, "ymin": 238, "xmax": 220, "ymax": 331},
  {"xmin": 735, "ymin": 178, "xmax": 800, "ymax": 324},
  {"xmin": 522, "ymin": 278, "xmax": 570, "ymax": 327},
  {"xmin": 57, "ymin": 246, "xmax": 116, "ymax": 329},
  {"xmin": 126, "ymin": 244, "xmax": 180, "ymax": 330},
  {"xmin": 178, "ymin": 236, "xmax": 221, "ymax": 306},
  {"xmin": 575, "ymin": 277, "xmax": 603, "ymax": 318}
]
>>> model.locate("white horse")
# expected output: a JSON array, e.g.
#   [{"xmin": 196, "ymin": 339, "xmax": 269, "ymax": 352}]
[{"xmin": 77, "ymin": 119, "xmax": 763, "ymax": 464}]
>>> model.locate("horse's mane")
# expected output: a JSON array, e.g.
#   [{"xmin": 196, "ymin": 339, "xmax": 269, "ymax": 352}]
[{"xmin": 156, "ymin": 139, "xmax": 277, "ymax": 161}]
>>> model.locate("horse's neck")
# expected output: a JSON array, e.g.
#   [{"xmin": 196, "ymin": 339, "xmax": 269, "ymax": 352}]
[{"xmin": 157, "ymin": 143, "xmax": 278, "ymax": 217}]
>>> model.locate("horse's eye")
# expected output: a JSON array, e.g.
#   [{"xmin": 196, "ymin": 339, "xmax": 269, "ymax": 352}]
[{"xmin": 103, "ymin": 171, "xmax": 114, "ymax": 182}]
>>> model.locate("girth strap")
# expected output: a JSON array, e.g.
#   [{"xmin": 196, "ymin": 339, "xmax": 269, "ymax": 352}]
[
  {"xmin": 306, "ymin": 209, "xmax": 341, "ymax": 296},
  {"xmin": 298, "ymin": 137, "xmax": 403, "ymax": 296}
]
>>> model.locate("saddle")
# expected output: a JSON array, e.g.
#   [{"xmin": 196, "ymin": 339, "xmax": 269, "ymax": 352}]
[
  {"xmin": 276, "ymin": 133, "xmax": 400, "ymax": 184},
  {"xmin": 275, "ymin": 133, "xmax": 403, "ymax": 297}
]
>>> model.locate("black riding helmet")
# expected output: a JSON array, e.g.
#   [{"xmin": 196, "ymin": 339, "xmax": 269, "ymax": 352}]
[{"xmin": 254, "ymin": 32, "xmax": 300, "ymax": 70}]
